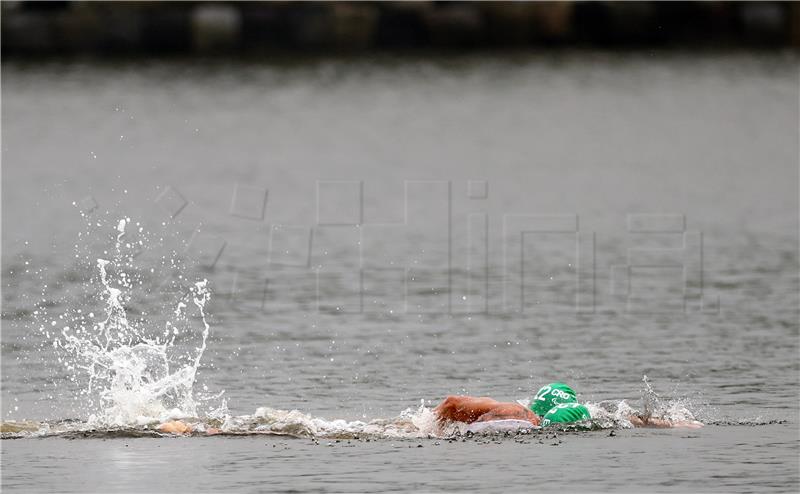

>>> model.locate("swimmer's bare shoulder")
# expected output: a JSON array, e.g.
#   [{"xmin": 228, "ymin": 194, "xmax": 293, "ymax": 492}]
[{"xmin": 434, "ymin": 395, "xmax": 540, "ymax": 426}]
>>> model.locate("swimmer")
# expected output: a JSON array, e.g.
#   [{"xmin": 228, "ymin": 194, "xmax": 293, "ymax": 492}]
[
  {"xmin": 434, "ymin": 382, "xmax": 704, "ymax": 429},
  {"xmin": 156, "ymin": 382, "xmax": 702, "ymax": 435}
]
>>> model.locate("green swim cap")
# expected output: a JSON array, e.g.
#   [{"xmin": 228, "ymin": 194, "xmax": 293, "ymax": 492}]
[
  {"xmin": 529, "ymin": 382, "xmax": 577, "ymax": 416},
  {"xmin": 541, "ymin": 403, "xmax": 591, "ymax": 427}
]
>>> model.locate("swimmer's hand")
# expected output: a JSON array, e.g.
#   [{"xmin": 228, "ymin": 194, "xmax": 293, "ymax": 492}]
[
  {"xmin": 669, "ymin": 420, "xmax": 704, "ymax": 429},
  {"xmin": 628, "ymin": 415, "xmax": 704, "ymax": 429}
]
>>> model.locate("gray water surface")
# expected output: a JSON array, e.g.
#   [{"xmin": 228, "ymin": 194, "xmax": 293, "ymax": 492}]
[{"xmin": 2, "ymin": 53, "xmax": 798, "ymax": 492}]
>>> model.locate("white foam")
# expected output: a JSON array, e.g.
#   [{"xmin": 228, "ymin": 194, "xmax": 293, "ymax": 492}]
[{"xmin": 221, "ymin": 401, "xmax": 442, "ymax": 439}]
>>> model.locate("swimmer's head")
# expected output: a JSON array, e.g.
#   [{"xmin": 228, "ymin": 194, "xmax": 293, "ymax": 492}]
[{"xmin": 529, "ymin": 382, "xmax": 577, "ymax": 416}]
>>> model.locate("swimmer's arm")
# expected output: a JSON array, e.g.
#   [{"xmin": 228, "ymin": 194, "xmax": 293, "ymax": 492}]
[{"xmin": 628, "ymin": 415, "xmax": 703, "ymax": 429}]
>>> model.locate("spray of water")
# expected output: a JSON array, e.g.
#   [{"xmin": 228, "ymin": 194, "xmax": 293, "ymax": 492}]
[{"xmin": 54, "ymin": 218, "xmax": 216, "ymax": 427}]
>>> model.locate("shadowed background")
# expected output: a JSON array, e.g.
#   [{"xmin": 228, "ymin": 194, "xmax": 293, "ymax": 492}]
[{"xmin": 3, "ymin": 1, "xmax": 800, "ymax": 56}]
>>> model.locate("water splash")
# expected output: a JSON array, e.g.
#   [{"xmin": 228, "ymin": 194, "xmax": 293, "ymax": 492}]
[
  {"xmin": 583, "ymin": 376, "xmax": 701, "ymax": 429},
  {"xmin": 52, "ymin": 218, "xmax": 217, "ymax": 427}
]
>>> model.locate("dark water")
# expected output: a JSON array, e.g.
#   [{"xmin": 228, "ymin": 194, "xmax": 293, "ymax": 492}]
[
  {"xmin": 2, "ymin": 425, "xmax": 797, "ymax": 493},
  {"xmin": 2, "ymin": 53, "xmax": 798, "ymax": 492}
]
